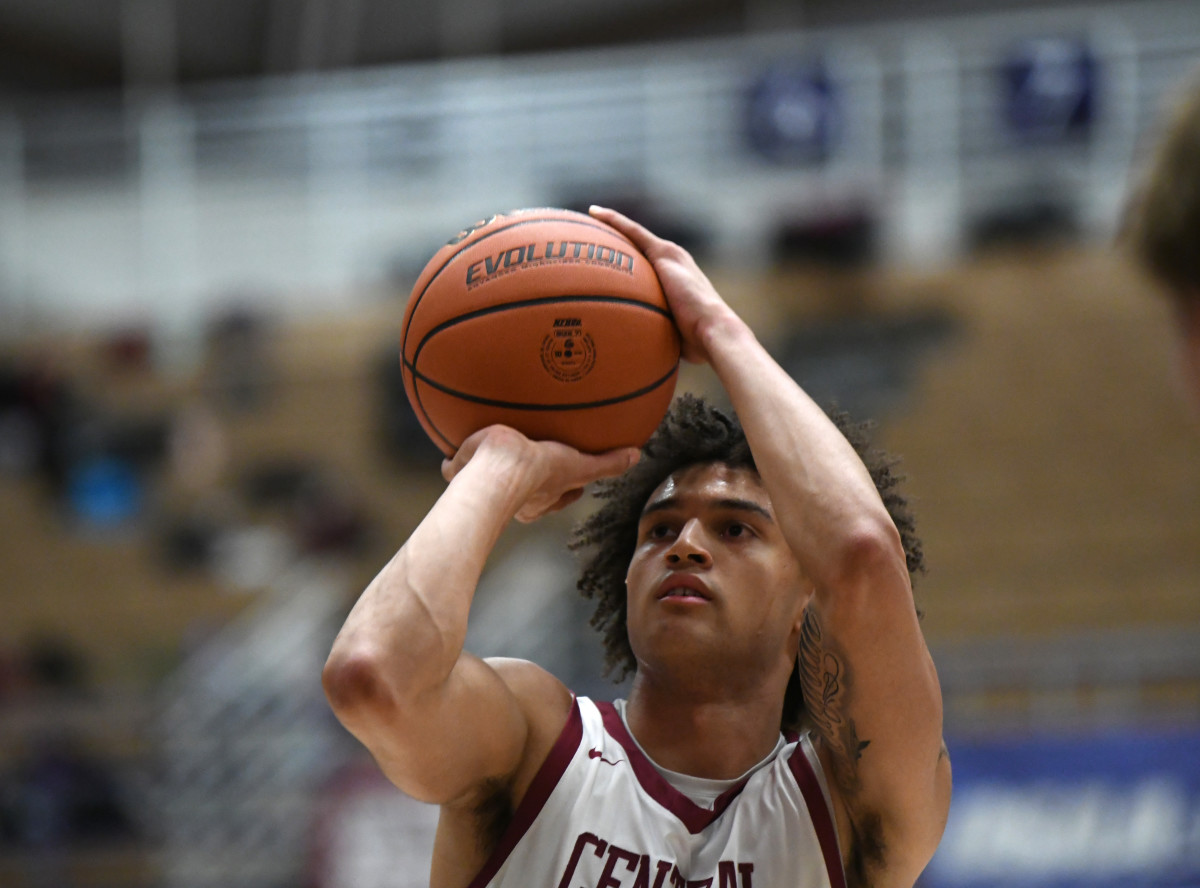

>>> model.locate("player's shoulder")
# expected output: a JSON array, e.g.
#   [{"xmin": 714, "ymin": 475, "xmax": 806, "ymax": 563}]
[
  {"xmin": 482, "ymin": 658, "xmax": 578, "ymax": 813},
  {"xmin": 485, "ymin": 656, "xmax": 570, "ymax": 696},
  {"xmin": 485, "ymin": 656, "xmax": 574, "ymax": 732}
]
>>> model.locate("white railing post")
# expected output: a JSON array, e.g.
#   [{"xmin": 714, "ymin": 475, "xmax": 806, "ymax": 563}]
[
  {"xmin": 893, "ymin": 34, "xmax": 962, "ymax": 266},
  {"xmin": 1085, "ymin": 17, "xmax": 1140, "ymax": 240},
  {"xmin": 0, "ymin": 110, "xmax": 28, "ymax": 339},
  {"xmin": 138, "ymin": 96, "xmax": 201, "ymax": 367},
  {"xmin": 306, "ymin": 88, "xmax": 372, "ymax": 303}
]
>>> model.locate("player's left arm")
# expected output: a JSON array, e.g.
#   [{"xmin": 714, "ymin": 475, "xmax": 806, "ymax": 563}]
[
  {"xmin": 713, "ymin": 325, "xmax": 950, "ymax": 888},
  {"xmin": 592, "ymin": 205, "xmax": 952, "ymax": 887}
]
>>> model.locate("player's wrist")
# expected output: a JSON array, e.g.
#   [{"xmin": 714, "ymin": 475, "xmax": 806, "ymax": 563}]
[
  {"xmin": 458, "ymin": 431, "xmax": 547, "ymax": 509},
  {"xmin": 696, "ymin": 307, "xmax": 753, "ymax": 358}
]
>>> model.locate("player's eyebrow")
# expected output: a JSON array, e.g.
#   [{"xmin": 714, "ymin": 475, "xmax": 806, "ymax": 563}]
[{"xmin": 640, "ymin": 496, "xmax": 774, "ymax": 522}]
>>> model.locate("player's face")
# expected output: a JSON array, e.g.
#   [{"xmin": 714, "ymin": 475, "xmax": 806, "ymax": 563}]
[{"xmin": 624, "ymin": 462, "xmax": 810, "ymax": 674}]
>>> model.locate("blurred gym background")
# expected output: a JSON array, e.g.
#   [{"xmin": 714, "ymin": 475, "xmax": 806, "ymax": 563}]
[{"xmin": 1, "ymin": 1, "xmax": 1199, "ymax": 886}]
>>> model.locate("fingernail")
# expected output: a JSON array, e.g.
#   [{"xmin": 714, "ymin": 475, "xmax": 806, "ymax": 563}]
[{"xmin": 588, "ymin": 204, "xmax": 604, "ymax": 214}]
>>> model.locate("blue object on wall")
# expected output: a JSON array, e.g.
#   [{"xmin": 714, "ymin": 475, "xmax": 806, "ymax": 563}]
[
  {"xmin": 745, "ymin": 61, "xmax": 838, "ymax": 163},
  {"xmin": 926, "ymin": 726, "xmax": 1200, "ymax": 888},
  {"xmin": 1002, "ymin": 36, "xmax": 1097, "ymax": 143}
]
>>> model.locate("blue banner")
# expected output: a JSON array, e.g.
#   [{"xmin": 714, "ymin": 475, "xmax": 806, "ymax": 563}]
[{"xmin": 924, "ymin": 726, "xmax": 1200, "ymax": 888}]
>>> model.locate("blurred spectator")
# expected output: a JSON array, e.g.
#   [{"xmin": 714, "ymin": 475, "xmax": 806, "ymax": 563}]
[
  {"xmin": 0, "ymin": 645, "xmax": 23, "ymax": 701},
  {"xmin": 22, "ymin": 633, "xmax": 89, "ymax": 695},
  {"xmin": 167, "ymin": 401, "xmax": 229, "ymax": 493},
  {"xmin": 1122, "ymin": 65, "xmax": 1200, "ymax": 412},
  {"xmin": 206, "ymin": 307, "xmax": 275, "ymax": 410},
  {"xmin": 7, "ymin": 735, "xmax": 137, "ymax": 851},
  {"xmin": 291, "ymin": 473, "xmax": 371, "ymax": 557},
  {"xmin": 159, "ymin": 508, "xmax": 223, "ymax": 573},
  {"xmin": 0, "ymin": 357, "xmax": 168, "ymax": 526},
  {"xmin": 241, "ymin": 458, "xmax": 372, "ymax": 557},
  {"xmin": 0, "ymin": 399, "xmax": 40, "ymax": 476},
  {"xmin": 101, "ymin": 327, "xmax": 154, "ymax": 374},
  {"xmin": 0, "ymin": 358, "xmax": 78, "ymax": 491}
]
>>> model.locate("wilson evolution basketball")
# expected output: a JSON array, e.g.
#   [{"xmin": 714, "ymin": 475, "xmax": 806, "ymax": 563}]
[{"xmin": 400, "ymin": 208, "xmax": 681, "ymax": 456}]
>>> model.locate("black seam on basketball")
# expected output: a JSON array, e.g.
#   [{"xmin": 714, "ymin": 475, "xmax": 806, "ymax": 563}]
[
  {"xmin": 401, "ymin": 362, "xmax": 457, "ymax": 453},
  {"xmin": 404, "ymin": 361, "xmax": 678, "ymax": 412},
  {"xmin": 411, "ymin": 295, "xmax": 673, "ymax": 368},
  {"xmin": 406, "ymin": 295, "xmax": 671, "ymax": 446},
  {"xmin": 401, "ymin": 214, "xmax": 643, "ymax": 359}
]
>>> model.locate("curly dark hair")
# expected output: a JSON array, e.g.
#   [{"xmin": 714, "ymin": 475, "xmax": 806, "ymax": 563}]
[{"xmin": 568, "ymin": 393, "xmax": 924, "ymax": 731}]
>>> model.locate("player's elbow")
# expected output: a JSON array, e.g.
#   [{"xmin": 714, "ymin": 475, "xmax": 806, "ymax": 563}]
[
  {"xmin": 830, "ymin": 517, "xmax": 908, "ymax": 593},
  {"xmin": 322, "ymin": 649, "xmax": 398, "ymax": 722}
]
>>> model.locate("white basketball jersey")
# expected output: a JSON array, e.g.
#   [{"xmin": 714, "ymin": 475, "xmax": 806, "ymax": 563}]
[{"xmin": 468, "ymin": 696, "xmax": 846, "ymax": 888}]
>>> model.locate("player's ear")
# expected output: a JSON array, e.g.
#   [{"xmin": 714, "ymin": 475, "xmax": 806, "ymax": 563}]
[{"xmin": 792, "ymin": 581, "xmax": 815, "ymax": 630}]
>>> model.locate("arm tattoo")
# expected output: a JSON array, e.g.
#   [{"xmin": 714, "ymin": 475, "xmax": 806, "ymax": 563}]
[{"xmin": 798, "ymin": 606, "xmax": 871, "ymax": 797}]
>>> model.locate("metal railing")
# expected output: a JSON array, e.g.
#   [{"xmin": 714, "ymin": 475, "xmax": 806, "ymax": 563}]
[{"xmin": 1, "ymin": 1, "xmax": 1198, "ymax": 334}]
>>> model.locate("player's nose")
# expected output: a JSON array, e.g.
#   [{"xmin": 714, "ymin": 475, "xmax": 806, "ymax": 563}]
[{"xmin": 665, "ymin": 518, "xmax": 712, "ymax": 566}]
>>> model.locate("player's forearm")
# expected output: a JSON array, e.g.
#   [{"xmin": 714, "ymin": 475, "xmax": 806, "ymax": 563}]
[
  {"xmin": 323, "ymin": 446, "xmax": 535, "ymax": 715},
  {"xmin": 700, "ymin": 310, "xmax": 904, "ymax": 589}
]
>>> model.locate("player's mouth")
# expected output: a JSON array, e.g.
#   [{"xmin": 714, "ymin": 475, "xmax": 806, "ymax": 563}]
[{"xmin": 656, "ymin": 575, "xmax": 712, "ymax": 603}]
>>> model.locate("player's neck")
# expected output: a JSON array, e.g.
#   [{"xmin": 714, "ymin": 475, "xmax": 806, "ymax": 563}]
[{"xmin": 623, "ymin": 676, "xmax": 784, "ymax": 780}]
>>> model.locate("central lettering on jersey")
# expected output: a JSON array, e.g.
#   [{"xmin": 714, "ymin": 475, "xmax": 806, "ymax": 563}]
[
  {"xmin": 557, "ymin": 831, "xmax": 754, "ymax": 888},
  {"xmin": 465, "ymin": 241, "xmax": 636, "ymax": 287}
]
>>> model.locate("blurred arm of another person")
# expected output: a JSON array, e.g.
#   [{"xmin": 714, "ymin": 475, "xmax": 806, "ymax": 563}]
[{"xmin": 1121, "ymin": 65, "xmax": 1200, "ymax": 412}]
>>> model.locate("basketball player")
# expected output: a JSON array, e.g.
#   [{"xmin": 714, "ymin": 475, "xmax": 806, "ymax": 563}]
[
  {"xmin": 1122, "ymin": 66, "xmax": 1200, "ymax": 411},
  {"xmin": 323, "ymin": 207, "xmax": 952, "ymax": 887}
]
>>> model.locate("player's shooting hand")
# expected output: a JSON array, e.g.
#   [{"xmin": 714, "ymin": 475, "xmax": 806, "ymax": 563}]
[
  {"xmin": 442, "ymin": 425, "xmax": 640, "ymax": 523},
  {"xmin": 589, "ymin": 205, "xmax": 740, "ymax": 365}
]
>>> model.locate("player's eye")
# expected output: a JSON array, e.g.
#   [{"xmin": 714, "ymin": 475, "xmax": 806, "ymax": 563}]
[
  {"xmin": 724, "ymin": 522, "xmax": 748, "ymax": 538},
  {"xmin": 648, "ymin": 523, "xmax": 673, "ymax": 540}
]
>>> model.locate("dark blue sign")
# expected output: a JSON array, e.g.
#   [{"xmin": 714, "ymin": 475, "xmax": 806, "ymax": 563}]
[
  {"xmin": 745, "ymin": 61, "xmax": 838, "ymax": 163},
  {"xmin": 924, "ymin": 726, "xmax": 1200, "ymax": 888},
  {"xmin": 1002, "ymin": 36, "xmax": 1097, "ymax": 143}
]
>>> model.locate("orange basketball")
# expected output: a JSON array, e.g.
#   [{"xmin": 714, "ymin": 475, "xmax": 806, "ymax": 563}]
[{"xmin": 400, "ymin": 208, "xmax": 681, "ymax": 456}]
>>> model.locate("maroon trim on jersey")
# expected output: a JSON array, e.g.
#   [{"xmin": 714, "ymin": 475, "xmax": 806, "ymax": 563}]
[
  {"xmin": 466, "ymin": 698, "xmax": 584, "ymax": 888},
  {"xmin": 596, "ymin": 701, "xmax": 753, "ymax": 834},
  {"xmin": 788, "ymin": 744, "xmax": 848, "ymax": 888}
]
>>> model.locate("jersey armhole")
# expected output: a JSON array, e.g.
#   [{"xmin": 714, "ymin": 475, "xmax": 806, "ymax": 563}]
[
  {"xmin": 789, "ymin": 733, "xmax": 848, "ymax": 888},
  {"xmin": 465, "ymin": 696, "xmax": 584, "ymax": 888}
]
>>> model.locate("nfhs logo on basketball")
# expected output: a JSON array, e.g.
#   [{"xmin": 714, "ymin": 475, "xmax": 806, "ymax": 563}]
[
  {"xmin": 400, "ymin": 208, "xmax": 681, "ymax": 456},
  {"xmin": 541, "ymin": 317, "xmax": 595, "ymax": 383}
]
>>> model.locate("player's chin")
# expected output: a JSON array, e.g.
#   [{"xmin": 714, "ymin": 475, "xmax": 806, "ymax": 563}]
[{"xmin": 637, "ymin": 611, "xmax": 721, "ymax": 649}]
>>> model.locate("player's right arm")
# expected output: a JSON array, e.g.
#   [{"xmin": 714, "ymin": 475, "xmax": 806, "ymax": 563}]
[{"xmin": 322, "ymin": 425, "xmax": 639, "ymax": 807}]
